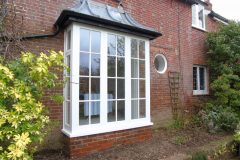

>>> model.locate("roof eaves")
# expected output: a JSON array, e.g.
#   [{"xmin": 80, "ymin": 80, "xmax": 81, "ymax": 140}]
[{"xmin": 209, "ymin": 11, "xmax": 229, "ymax": 24}]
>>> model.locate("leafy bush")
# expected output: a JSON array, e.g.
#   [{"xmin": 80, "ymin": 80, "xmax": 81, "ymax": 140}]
[
  {"xmin": 200, "ymin": 105, "xmax": 238, "ymax": 132},
  {"xmin": 0, "ymin": 51, "xmax": 65, "ymax": 159}
]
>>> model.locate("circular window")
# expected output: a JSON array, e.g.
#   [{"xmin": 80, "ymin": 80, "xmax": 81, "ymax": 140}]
[{"xmin": 154, "ymin": 54, "xmax": 167, "ymax": 74}]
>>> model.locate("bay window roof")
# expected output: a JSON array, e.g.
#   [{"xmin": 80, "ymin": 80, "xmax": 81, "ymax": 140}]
[{"xmin": 55, "ymin": 0, "xmax": 161, "ymax": 40}]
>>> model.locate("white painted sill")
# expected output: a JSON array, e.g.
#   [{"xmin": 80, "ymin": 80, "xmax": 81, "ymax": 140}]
[
  {"xmin": 193, "ymin": 90, "xmax": 209, "ymax": 96},
  {"xmin": 192, "ymin": 25, "xmax": 207, "ymax": 32},
  {"xmin": 62, "ymin": 121, "xmax": 153, "ymax": 138}
]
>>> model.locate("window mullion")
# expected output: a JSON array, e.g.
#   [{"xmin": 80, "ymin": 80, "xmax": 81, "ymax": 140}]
[
  {"xmin": 125, "ymin": 37, "xmax": 131, "ymax": 121},
  {"xmin": 145, "ymin": 40, "xmax": 151, "ymax": 121},
  {"xmin": 197, "ymin": 67, "xmax": 200, "ymax": 91},
  {"xmin": 100, "ymin": 31, "xmax": 108, "ymax": 124},
  {"xmin": 71, "ymin": 24, "xmax": 80, "ymax": 132}
]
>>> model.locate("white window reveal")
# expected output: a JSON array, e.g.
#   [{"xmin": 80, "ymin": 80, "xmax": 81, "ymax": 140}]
[
  {"xmin": 63, "ymin": 23, "xmax": 152, "ymax": 137},
  {"xmin": 154, "ymin": 54, "xmax": 167, "ymax": 74},
  {"xmin": 193, "ymin": 65, "xmax": 208, "ymax": 95},
  {"xmin": 192, "ymin": 4, "xmax": 206, "ymax": 30}
]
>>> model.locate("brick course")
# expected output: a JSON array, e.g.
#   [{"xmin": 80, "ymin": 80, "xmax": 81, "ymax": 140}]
[{"xmin": 10, "ymin": 0, "xmax": 222, "ymax": 157}]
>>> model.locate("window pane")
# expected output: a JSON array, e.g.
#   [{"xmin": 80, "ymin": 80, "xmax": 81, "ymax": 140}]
[
  {"xmin": 131, "ymin": 59, "xmax": 138, "ymax": 78},
  {"xmin": 91, "ymin": 31, "xmax": 101, "ymax": 53},
  {"xmin": 192, "ymin": 5, "xmax": 197, "ymax": 26},
  {"xmin": 199, "ymin": 67, "xmax": 205, "ymax": 90},
  {"xmin": 117, "ymin": 79, "xmax": 125, "ymax": 99},
  {"xmin": 139, "ymin": 80, "xmax": 145, "ymax": 98},
  {"xmin": 66, "ymin": 55, "xmax": 71, "ymax": 76},
  {"xmin": 198, "ymin": 9, "xmax": 204, "ymax": 28},
  {"xmin": 139, "ymin": 40, "xmax": 145, "ymax": 59},
  {"xmin": 193, "ymin": 67, "xmax": 198, "ymax": 90},
  {"xmin": 79, "ymin": 77, "xmax": 89, "ymax": 100},
  {"xmin": 80, "ymin": 29, "xmax": 90, "ymax": 52},
  {"xmin": 131, "ymin": 79, "xmax": 138, "ymax": 98},
  {"xmin": 80, "ymin": 53, "xmax": 89, "ymax": 76},
  {"xmin": 108, "ymin": 56, "xmax": 116, "ymax": 77},
  {"xmin": 91, "ymin": 54, "xmax": 100, "ymax": 76},
  {"xmin": 91, "ymin": 78, "xmax": 100, "ymax": 100},
  {"xmin": 108, "ymin": 78, "xmax": 116, "ymax": 99},
  {"xmin": 139, "ymin": 60, "xmax": 145, "ymax": 78},
  {"xmin": 67, "ymin": 30, "xmax": 71, "ymax": 50},
  {"xmin": 139, "ymin": 100, "xmax": 146, "ymax": 118},
  {"xmin": 65, "ymin": 101, "xmax": 71, "ymax": 124},
  {"xmin": 108, "ymin": 34, "xmax": 116, "ymax": 55},
  {"xmin": 117, "ymin": 101, "xmax": 125, "ymax": 121},
  {"xmin": 91, "ymin": 101, "xmax": 100, "ymax": 124},
  {"xmin": 66, "ymin": 79, "xmax": 71, "ymax": 100},
  {"xmin": 131, "ymin": 39, "xmax": 138, "ymax": 58},
  {"xmin": 79, "ymin": 102, "xmax": 89, "ymax": 125},
  {"xmin": 131, "ymin": 100, "xmax": 138, "ymax": 119},
  {"xmin": 108, "ymin": 100, "xmax": 116, "ymax": 122},
  {"xmin": 117, "ymin": 36, "xmax": 125, "ymax": 56},
  {"xmin": 117, "ymin": 57, "xmax": 125, "ymax": 77}
]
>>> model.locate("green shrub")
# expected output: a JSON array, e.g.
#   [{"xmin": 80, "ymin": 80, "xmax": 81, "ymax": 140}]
[
  {"xmin": 200, "ymin": 105, "xmax": 239, "ymax": 132},
  {"xmin": 0, "ymin": 51, "xmax": 65, "ymax": 159},
  {"xmin": 192, "ymin": 151, "xmax": 208, "ymax": 160}
]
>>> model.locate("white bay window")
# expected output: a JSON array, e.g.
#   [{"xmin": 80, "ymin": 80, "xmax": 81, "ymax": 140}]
[{"xmin": 63, "ymin": 23, "xmax": 151, "ymax": 137}]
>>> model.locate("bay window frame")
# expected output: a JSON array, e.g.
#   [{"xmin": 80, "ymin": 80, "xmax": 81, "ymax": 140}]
[{"xmin": 63, "ymin": 23, "xmax": 152, "ymax": 137}]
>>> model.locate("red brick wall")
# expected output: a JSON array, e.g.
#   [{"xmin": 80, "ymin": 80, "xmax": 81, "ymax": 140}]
[
  {"xmin": 11, "ymin": 0, "xmax": 221, "ymax": 156},
  {"xmin": 63, "ymin": 126, "xmax": 152, "ymax": 158}
]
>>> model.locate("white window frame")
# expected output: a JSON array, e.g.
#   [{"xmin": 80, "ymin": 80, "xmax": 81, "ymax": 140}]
[
  {"xmin": 63, "ymin": 23, "xmax": 152, "ymax": 137},
  {"xmin": 193, "ymin": 65, "xmax": 209, "ymax": 95},
  {"xmin": 192, "ymin": 4, "xmax": 206, "ymax": 31}
]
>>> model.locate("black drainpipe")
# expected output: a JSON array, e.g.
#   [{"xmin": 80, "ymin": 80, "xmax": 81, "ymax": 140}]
[{"xmin": 21, "ymin": 25, "xmax": 60, "ymax": 40}]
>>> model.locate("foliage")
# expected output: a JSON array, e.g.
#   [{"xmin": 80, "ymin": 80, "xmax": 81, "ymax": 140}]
[
  {"xmin": 205, "ymin": 22, "xmax": 240, "ymax": 131},
  {"xmin": 192, "ymin": 151, "xmax": 208, "ymax": 160},
  {"xmin": 200, "ymin": 105, "xmax": 238, "ymax": 132},
  {"xmin": 0, "ymin": 51, "xmax": 65, "ymax": 159}
]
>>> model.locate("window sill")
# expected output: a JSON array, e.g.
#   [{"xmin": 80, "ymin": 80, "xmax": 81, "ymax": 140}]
[
  {"xmin": 193, "ymin": 90, "xmax": 209, "ymax": 96},
  {"xmin": 192, "ymin": 25, "xmax": 207, "ymax": 32},
  {"xmin": 62, "ymin": 120, "xmax": 153, "ymax": 138}
]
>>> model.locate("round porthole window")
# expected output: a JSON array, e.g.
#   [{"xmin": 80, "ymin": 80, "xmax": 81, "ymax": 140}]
[{"xmin": 154, "ymin": 54, "xmax": 167, "ymax": 74}]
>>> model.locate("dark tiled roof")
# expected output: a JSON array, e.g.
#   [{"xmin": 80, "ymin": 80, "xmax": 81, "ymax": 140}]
[
  {"xmin": 209, "ymin": 11, "xmax": 229, "ymax": 24},
  {"xmin": 55, "ymin": 0, "xmax": 161, "ymax": 40},
  {"xmin": 181, "ymin": 0, "xmax": 208, "ymax": 6}
]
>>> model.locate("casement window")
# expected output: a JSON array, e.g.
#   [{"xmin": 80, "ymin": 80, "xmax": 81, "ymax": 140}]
[
  {"xmin": 193, "ymin": 65, "xmax": 208, "ymax": 95},
  {"xmin": 63, "ymin": 23, "xmax": 151, "ymax": 137},
  {"xmin": 192, "ymin": 4, "xmax": 206, "ymax": 30}
]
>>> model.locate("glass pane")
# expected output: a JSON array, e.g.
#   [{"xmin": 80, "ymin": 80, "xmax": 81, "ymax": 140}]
[
  {"xmin": 117, "ymin": 101, "xmax": 125, "ymax": 121},
  {"xmin": 131, "ymin": 59, "xmax": 138, "ymax": 78},
  {"xmin": 67, "ymin": 30, "xmax": 71, "ymax": 50},
  {"xmin": 108, "ymin": 56, "xmax": 116, "ymax": 77},
  {"xmin": 80, "ymin": 29, "xmax": 90, "ymax": 52},
  {"xmin": 91, "ymin": 78, "xmax": 100, "ymax": 100},
  {"xmin": 108, "ymin": 78, "xmax": 116, "ymax": 99},
  {"xmin": 117, "ymin": 36, "xmax": 125, "ymax": 56},
  {"xmin": 131, "ymin": 79, "xmax": 138, "ymax": 98},
  {"xmin": 131, "ymin": 100, "xmax": 138, "ymax": 119},
  {"xmin": 108, "ymin": 100, "xmax": 116, "ymax": 122},
  {"xmin": 131, "ymin": 39, "xmax": 138, "ymax": 58},
  {"xmin": 154, "ymin": 55, "xmax": 166, "ymax": 73},
  {"xmin": 139, "ymin": 40, "xmax": 145, "ymax": 59},
  {"xmin": 91, "ymin": 31, "xmax": 101, "ymax": 53},
  {"xmin": 139, "ymin": 100, "xmax": 146, "ymax": 118},
  {"xmin": 66, "ymin": 79, "xmax": 71, "ymax": 100},
  {"xmin": 66, "ymin": 101, "xmax": 71, "ymax": 124},
  {"xmin": 139, "ymin": 80, "xmax": 145, "ymax": 98},
  {"xmin": 66, "ymin": 55, "xmax": 71, "ymax": 76},
  {"xmin": 108, "ymin": 34, "xmax": 116, "ymax": 55},
  {"xmin": 80, "ymin": 53, "xmax": 89, "ymax": 76},
  {"xmin": 117, "ymin": 79, "xmax": 125, "ymax": 99},
  {"xmin": 139, "ymin": 60, "xmax": 145, "ymax": 78},
  {"xmin": 79, "ymin": 77, "xmax": 89, "ymax": 100},
  {"xmin": 79, "ymin": 102, "xmax": 89, "ymax": 125},
  {"xmin": 91, "ymin": 101, "xmax": 100, "ymax": 124},
  {"xmin": 193, "ymin": 67, "xmax": 198, "ymax": 90},
  {"xmin": 199, "ymin": 67, "xmax": 205, "ymax": 90},
  {"xmin": 117, "ymin": 57, "xmax": 125, "ymax": 77},
  {"xmin": 91, "ymin": 54, "xmax": 100, "ymax": 76},
  {"xmin": 198, "ymin": 9, "xmax": 204, "ymax": 28}
]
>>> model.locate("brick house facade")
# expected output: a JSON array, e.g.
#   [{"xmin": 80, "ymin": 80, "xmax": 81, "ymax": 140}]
[{"xmin": 12, "ymin": 0, "xmax": 227, "ymax": 158}]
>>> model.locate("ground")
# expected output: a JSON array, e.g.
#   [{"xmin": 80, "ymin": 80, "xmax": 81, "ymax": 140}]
[{"xmin": 34, "ymin": 125, "xmax": 237, "ymax": 160}]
